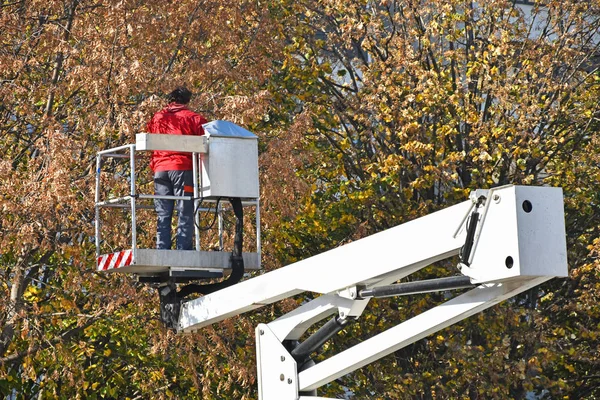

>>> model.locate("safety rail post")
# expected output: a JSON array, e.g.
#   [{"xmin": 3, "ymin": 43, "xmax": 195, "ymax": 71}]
[
  {"xmin": 218, "ymin": 202, "xmax": 224, "ymax": 251},
  {"xmin": 95, "ymin": 154, "xmax": 102, "ymax": 257},
  {"xmin": 256, "ymin": 199, "xmax": 261, "ymax": 269},
  {"xmin": 129, "ymin": 144, "xmax": 137, "ymax": 258},
  {"xmin": 193, "ymin": 152, "xmax": 200, "ymax": 251},
  {"xmin": 199, "ymin": 152, "xmax": 205, "ymax": 250}
]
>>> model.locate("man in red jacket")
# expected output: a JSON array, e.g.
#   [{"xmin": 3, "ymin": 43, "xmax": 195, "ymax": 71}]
[{"xmin": 146, "ymin": 87, "xmax": 208, "ymax": 250}]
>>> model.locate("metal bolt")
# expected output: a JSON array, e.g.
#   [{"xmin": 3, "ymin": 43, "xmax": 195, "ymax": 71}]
[
  {"xmin": 287, "ymin": 378, "xmax": 293, "ymax": 384},
  {"xmin": 349, "ymin": 290, "xmax": 355, "ymax": 298},
  {"xmin": 280, "ymin": 374, "xmax": 285, "ymax": 381},
  {"xmin": 340, "ymin": 312, "xmax": 345, "ymax": 318},
  {"xmin": 281, "ymin": 356, "xmax": 286, "ymax": 362},
  {"xmin": 493, "ymin": 194, "xmax": 501, "ymax": 203},
  {"xmin": 260, "ymin": 329, "xmax": 264, "ymax": 335}
]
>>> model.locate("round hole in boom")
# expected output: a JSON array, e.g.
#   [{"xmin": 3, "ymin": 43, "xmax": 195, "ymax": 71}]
[
  {"xmin": 505, "ymin": 256, "xmax": 514, "ymax": 269},
  {"xmin": 522, "ymin": 200, "xmax": 533, "ymax": 213}
]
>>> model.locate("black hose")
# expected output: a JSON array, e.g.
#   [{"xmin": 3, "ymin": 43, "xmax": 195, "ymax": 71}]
[
  {"xmin": 194, "ymin": 197, "xmax": 221, "ymax": 232},
  {"xmin": 177, "ymin": 197, "xmax": 245, "ymax": 297}
]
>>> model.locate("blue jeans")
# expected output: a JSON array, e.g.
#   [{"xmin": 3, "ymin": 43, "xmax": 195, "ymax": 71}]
[{"xmin": 154, "ymin": 170, "xmax": 194, "ymax": 250}]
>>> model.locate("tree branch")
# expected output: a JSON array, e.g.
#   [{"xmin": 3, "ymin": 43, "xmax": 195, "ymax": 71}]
[{"xmin": 0, "ymin": 309, "xmax": 107, "ymax": 366}]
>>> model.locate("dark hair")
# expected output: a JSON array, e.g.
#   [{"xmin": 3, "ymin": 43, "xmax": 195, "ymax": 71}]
[{"xmin": 168, "ymin": 87, "xmax": 192, "ymax": 104}]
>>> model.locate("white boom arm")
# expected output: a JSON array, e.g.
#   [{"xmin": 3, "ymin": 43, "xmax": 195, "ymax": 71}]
[{"xmin": 179, "ymin": 185, "xmax": 568, "ymax": 399}]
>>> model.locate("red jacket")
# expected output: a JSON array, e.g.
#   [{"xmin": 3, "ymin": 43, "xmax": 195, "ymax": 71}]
[{"xmin": 146, "ymin": 103, "xmax": 208, "ymax": 172}]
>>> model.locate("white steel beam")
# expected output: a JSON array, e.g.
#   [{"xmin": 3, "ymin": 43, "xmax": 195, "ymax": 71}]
[
  {"xmin": 297, "ymin": 276, "xmax": 549, "ymax": 392},
  {"xmin": 178, "ymin": 199, "xmax": 471, "ymax": 332}
]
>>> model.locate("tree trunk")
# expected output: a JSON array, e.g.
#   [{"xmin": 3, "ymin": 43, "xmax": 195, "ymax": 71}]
[{"xmin": 0, "ymin": 259, "xmax": 26, "ymax": 356}]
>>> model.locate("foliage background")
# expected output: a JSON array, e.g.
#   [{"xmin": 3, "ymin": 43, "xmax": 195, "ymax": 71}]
[{"xmin": 0, "ymin": 0, "xmax": 599, "ymax": 399}]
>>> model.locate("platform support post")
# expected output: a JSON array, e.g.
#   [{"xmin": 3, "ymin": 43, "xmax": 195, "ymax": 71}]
[
  {"xmin": 218, "ymin": 201, "xmax": 224, "ymax": 250},
  {"xmin": 129, "ymin": 144, "xmax": 137, "ymax": 256},
  {"xmin": 95, "ymin": 154, "xmax": 101, "ymax": 257},
  {"xmin": 256, "ymin": 199, "xmax": 261, "ymax": 268},
  {"xmin": 193, "ymin": 152, "xmax": 200, "ymax": 251}
]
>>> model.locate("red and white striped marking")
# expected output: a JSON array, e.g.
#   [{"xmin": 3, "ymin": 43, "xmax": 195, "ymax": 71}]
[{"xmin": 97, "ymin": 250, "xmax": 133, "ymax": 271}]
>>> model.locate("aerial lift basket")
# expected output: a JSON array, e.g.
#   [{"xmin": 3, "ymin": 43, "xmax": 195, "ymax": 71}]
[{"xmin": 94, "ymin": 121, "xmax": 261, "ymax": 283}]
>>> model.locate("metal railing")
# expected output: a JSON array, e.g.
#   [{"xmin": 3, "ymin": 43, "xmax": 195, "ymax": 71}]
[{"xmin": 95, "ymin": 143, "xmax": 261, "ymax": 266}]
